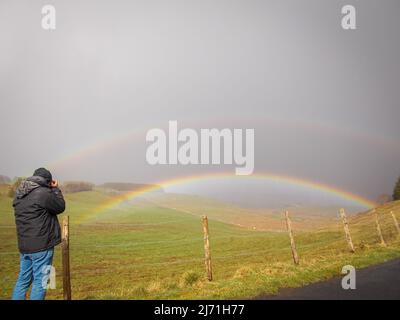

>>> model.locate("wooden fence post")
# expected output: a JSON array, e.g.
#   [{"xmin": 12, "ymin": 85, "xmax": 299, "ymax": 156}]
[
  {"xmin": 284, "ymin": 210, "xmax": 299, "ymax": 265},
  {"xmin": 390, "ymin": 211, "xmax": 400, "ymax": 236},
  {"xmin": 202, "ymin": 216, "xmax": 213, "ymax": 281},
  {"xmin": 339, "ymin": 208, "xmax": 355, "ymax": 253},
  {"xmin": 373, "ymin": 209, "xmax": 386, "ymax": 246},
  {"xmin": 62, "ymin": 215, "xmax": 72, "ymax": 300}
]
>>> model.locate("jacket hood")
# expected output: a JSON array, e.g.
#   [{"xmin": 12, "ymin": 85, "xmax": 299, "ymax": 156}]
[{"xmin": 15, "ymin": 176, "xmax": 49, "ymax": 199}]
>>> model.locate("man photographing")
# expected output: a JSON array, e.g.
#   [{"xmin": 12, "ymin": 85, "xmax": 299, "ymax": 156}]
[{"xmin": 12, "ymin": 168, "xmax": 65, "ymax": 300}]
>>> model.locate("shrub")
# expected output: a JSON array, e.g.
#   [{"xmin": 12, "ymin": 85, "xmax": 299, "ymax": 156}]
[
  {"xmin": 393, "ymin": 176, "xmax": 400, "ymax": 201},
  {"xmin": 180, "ymin": 270, "xmax": 201, "ymax": 287}
]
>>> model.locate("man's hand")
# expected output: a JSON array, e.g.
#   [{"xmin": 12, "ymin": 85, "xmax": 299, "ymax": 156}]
[{"xmin": 50, "ymin": 180, "xmax": 58, "ymax": 188}]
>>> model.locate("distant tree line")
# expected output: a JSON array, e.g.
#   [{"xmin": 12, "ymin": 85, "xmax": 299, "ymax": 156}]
[
  {"xmin": 61, "ymin": 181, "xmax": 94, "ymax": 193},
  {"xmin": 100, "ymin": 182, "xmax": 163, "ymax": 192},
  {"xmin": 5, "ymin": 179, "xmax": 95, "ymax": 197},
  {"xmin": 2, "ymin": 173, "xmax": 399, "ymax": 200}
]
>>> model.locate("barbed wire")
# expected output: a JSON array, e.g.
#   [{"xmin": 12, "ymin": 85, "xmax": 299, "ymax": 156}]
[
  {"xmin": 67, "ymin": 233, "xmax": 276, "ymax": 249},
  {"xmin": 80, "ymin": 219, "xmax": 191, "ymax": 227},
  {"xmin": 1, "ymin": 211, "xmax": 399, "ymax": 296},
  {"xmin": 0, "ymin": 239, "xmax": 353, "ymax": 285},
  {"xmin": 0, "ymin": 227, "xmax": 394, "ymax": 256}
]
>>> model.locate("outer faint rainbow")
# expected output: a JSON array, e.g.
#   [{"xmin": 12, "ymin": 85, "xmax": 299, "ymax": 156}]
[
  {"xmin": 46, "ymin": 116, "xmax": 400, "ymax": 173},
  {"xmin": 87, "ymin": 173, "xmax": 377, "ymax": 221}
]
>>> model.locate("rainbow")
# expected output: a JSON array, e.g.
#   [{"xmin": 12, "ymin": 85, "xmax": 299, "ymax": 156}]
[
  {"xmin": 86, "ymin": 172, "xmax": 377, "ymax": 221},
  {"xmin": 46, "ymin": 116, "xmax": 400, "ymax": 173}
]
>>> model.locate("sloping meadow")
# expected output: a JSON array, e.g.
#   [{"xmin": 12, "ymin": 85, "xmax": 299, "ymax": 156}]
[{"xmin": 0, "ymin": 187, "xmax": 399, "ymax": 299}]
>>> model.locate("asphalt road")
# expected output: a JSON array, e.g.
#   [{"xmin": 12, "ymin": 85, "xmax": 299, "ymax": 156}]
[{"xmin": 258, "ymin": 258, "xmax": 400, "ymax": 300}]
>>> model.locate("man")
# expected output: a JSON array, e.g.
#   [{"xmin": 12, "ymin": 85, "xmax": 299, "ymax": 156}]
[{"xmin": 12, "ymin": 168, "xmax": 65, "ymax": 300}]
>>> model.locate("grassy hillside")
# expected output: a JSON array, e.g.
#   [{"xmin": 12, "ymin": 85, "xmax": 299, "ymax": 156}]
[
  {"xmin": 147, "ymin": 193, "xmax": 358, "ymax": 231},
  {"xmin": 0, "ymin": 186, "xmax": 399, "ymax": 299}
]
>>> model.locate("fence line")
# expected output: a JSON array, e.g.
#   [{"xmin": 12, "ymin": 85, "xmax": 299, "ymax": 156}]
[
  {"xmin": 1, "ymin": 207, "xmax": 399, "ymax": 299},
  {"xmin": 61, "ymin": 216, "xmax": 71, "ymax": 300},
  {"xmin": 68, "ymin": 234, "xmax": 268, "ymax": 248},
  {"xmin": 284, "ymin": 210, "xmax": 299, "ymax": 265},
  {"xmin": 80, "ymin": 220, "xmax": 189, "ymax": 227}
]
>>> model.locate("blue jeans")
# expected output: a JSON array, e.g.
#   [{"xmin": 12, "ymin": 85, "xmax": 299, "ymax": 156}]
[{"xmin": 12, "ymin": 248, "xmax": 54, "ymax": 300}]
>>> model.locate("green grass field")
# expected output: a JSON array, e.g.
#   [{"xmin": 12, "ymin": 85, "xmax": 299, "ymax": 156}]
[{"xmin": 1, "ymin": 186, "xmax": 400, "ymax": 300}]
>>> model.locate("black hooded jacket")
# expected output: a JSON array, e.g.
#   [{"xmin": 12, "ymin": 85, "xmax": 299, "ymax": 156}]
[{"xmin": 13, "ymin": 176, "xmax": 66, "ymax": 253}]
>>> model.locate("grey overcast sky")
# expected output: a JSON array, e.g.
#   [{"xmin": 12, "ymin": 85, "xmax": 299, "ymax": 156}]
[{"xmin": 0, "ymin": 0, "xmax": 399, "ymax": 202}]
